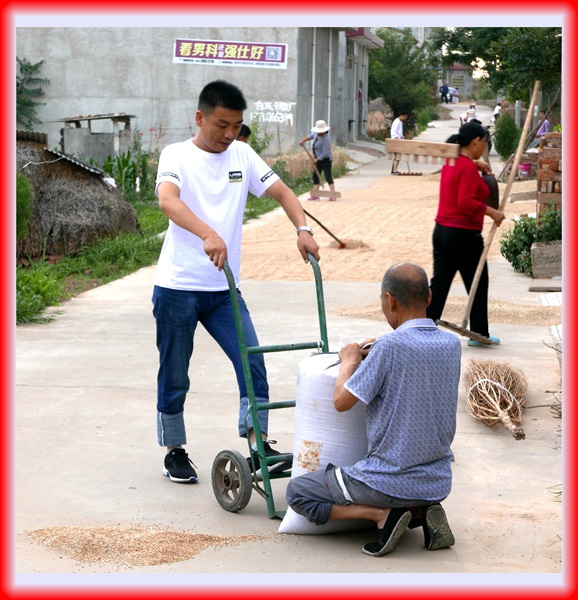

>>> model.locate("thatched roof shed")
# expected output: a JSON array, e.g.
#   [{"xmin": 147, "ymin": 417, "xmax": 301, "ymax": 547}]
[{"xmin": 16, "ymin": 141, "xmax": 137, "ymax": 258}]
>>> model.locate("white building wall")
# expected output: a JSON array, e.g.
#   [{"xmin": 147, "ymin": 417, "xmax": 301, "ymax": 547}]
[
  {"xmin": 16, "ymin": 27, "xmax": 301, "ymax": 157},
  {"xmin": 16, "ymin": 27, "xmax": 372, "ymax": 160}
]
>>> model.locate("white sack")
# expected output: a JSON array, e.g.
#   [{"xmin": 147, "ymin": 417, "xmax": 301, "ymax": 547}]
[{"xmin": 278, "ymin": 352, "xmax": 371, "ymax": 534}]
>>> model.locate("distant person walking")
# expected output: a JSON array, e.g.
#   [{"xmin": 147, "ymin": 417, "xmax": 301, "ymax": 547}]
[
  {"xmin": 493, "ymin": 103, "xmax": 501, "ymax": 123},
  {"xmin": 390, "ymin": 110, "xmax": 409, "ymax": 175},
  {"xmin": 440, "ymin": 83, "xmax": 449, "ymax": 104}
]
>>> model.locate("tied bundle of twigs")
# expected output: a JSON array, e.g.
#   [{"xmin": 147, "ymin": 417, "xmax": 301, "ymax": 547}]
[{"xmin": 463, "ymin": 359, "xmax": 528, "ymax": 440}]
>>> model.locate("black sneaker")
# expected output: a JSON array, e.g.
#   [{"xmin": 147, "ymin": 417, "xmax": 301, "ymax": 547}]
[
  {"xmin": 163, "ymin": 448, "xmax": 198, "ymax": 483},
  {"xmin": 247, "ymin": 440, "xmax": 292, "ymax": 476},
  {"xmin": 423, "ymin": 503, "xmax": 455, "ymax": 550},
  {"xmin": 362, "ymin": 508, "xmax": 412, "ymax": 557}
]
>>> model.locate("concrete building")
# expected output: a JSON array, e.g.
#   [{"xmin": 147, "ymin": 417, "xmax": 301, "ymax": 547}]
[{"xmin": 16, "ymin": 27, "xmax": 383, "ymax": 161}]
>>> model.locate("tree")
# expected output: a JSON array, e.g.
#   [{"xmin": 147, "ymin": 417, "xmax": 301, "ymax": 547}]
[
  {"xmin": 488, "ymin": 28, "xmax": 561, "ymax": 104},
  {"xmin": 425, "ymin": 28, "xmax": 508, "ymax": 74},
  {"xmin": 16, "ymin": 57, "xmax": 50, "ymax": 130},
  {"xmin": 368, "ymin": 28, "xmax": 436, "ymax": 128},
  {"xmin": 493, "ymin": 113, "xmax": 521, "ymax": 161},
  {"xmin": 425, "ymin": 28, "xmax": 561, "ymax": 104}
]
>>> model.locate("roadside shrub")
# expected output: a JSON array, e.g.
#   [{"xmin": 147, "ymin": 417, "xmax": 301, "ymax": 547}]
[
  {"xmin": 417, "ymin": 106, "xmax": 439, "ymax": 130},
  {"xmin": 493, "ymin": 113, "xmax": 521, "ymax": 160},
  {"xmin": 16, "ymin": 260, "xmax": 64, "ymax": 323},
  {"xmin": 500, "ymin": 205, "xmax": 562, "ymax": 276},
  {"xmin": 537, "ymin": 205, "xmax": 563, "ymax": 242},
  {"xmin": 500, "ymin": 215, "xmax": 537, "ymax": 274},
  {"xmin": 17, "ymin": 261, "xmax": 63, "ymax": 306},
  {"xmin": 16, "ymin": 288, "xmax": 46, "ymax": 324}
]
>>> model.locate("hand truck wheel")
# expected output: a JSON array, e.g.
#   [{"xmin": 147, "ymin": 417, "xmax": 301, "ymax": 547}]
[{"xmin": 211, "ymin": 449, "xmax": 253, "ymax": 512}]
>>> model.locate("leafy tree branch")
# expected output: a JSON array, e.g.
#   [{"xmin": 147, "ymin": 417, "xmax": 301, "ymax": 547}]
[{"xmin": 16, "ymin": 57, "xmax": 50, "ymax": 130}]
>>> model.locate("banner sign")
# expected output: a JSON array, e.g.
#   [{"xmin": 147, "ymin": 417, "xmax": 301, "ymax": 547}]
[{"xmin": 174, "ymin": 39, "xmax": 288, "ymax": 69}]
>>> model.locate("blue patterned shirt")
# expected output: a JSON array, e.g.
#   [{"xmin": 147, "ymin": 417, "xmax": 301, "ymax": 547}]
[{"xmin": 342, "ymin": 318, "xmax": 461, "ymax": 501}]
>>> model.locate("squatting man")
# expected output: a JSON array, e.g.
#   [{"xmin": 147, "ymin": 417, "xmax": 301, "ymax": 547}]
[{"xmin": 286, "ymin": 262, "xmax": 461, "ymax": 556}]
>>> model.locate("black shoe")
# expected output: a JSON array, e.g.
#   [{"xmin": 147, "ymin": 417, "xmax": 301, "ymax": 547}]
[
  {"xmin": 423, "ymin": 503, "xmax": 455, "ymax": 550},
  {"xmin": 247, "ymin": 440, "xmax": 292, "ymax": 476},
  {"xmin": 163, "ymin": 448, "xmax": 198, "ymax": 483},
  {"xmin": 362, "ymin": 508, "xmax": 412, "ymax": 557}
]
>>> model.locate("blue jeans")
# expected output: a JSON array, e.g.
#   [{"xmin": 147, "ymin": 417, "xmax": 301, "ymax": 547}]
[{"xmin": 152, "ymin": 285, "xmax": 269, "ymax": 447}]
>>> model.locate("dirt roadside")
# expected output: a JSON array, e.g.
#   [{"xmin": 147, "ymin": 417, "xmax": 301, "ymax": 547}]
[{"xmin": 240, "ymin": 170, "xmax": 560, "ymax": 327}]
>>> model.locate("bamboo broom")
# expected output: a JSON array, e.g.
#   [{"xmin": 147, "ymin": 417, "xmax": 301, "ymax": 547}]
[{"xmin": 463, "ymin": 359, "xmax": 528, "ymax": 440}]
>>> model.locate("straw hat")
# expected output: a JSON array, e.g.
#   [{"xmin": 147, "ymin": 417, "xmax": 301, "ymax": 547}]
[{"xmin": 311, "ymin": 119, "xmax": 330, "ymax": 133}]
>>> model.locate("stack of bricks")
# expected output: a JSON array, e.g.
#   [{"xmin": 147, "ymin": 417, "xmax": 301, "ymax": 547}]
[{"xmin": 537, "ymin": 132, "xmax": 562, "ymax": 218}]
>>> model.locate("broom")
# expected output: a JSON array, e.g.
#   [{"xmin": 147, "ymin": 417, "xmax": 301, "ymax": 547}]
[
  {"xmin": 303, "ymin": 209, "xmax": 347, "ymax": 249},
  {"xmin": 463, "ymin": 359, "xmax": 528, "ymax": 440},
  {"xmin": 437, "ymin": 80, "xmax": 542, "ymax": 344},
  {"xmin": 302, "ymin": 145, "xmax": 342, "ymax": 199}
]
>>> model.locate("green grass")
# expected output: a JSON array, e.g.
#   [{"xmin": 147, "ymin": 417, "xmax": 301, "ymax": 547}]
[
  {"xmin": 16, "ymin": 197, "xmax": 167, "ymax": 324},
  {"xmin": 16, "ymin": 157, "xmax": 349, "ymax": 325}
]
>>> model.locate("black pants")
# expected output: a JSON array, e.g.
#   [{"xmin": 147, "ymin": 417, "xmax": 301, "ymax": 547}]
[
  {"xmin": 426, "ymin": 224, "xmax": 490, "ymax": 338},
  {"xmin": 313, "ymin": 157, "xmax": 334, "ymax": 185}
]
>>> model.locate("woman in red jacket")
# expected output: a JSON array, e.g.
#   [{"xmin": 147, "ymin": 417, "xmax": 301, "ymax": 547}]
[{"xmin": 426, "ymin": 121, "xmax": 506, "ymax": 346}]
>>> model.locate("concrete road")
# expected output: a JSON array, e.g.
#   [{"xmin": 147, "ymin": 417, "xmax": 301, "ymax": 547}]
[{"xmin": 12, "ymin": 102, "xmax": 563, "ymax": 592}]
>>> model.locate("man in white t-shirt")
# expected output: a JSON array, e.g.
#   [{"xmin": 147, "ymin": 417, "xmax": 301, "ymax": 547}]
[
  {"xmin": 493, "ymin": 102, "xmax": 502, "ymax": 123},
  {"xmin": 390, "ymin": 110, "xmax": 409, "ymax": 175},
  {"xmin": 153, "ymin": 80, "xmax": 319, "ymax": 484}
]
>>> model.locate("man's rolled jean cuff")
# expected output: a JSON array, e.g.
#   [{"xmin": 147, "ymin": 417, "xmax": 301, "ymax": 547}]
[
  {"xmin": 238, "ymin": 395, "xmax": 269, "ymax": 438},
  {"xmin": 157, "ymin": 410, "xmax": 186, "ymax": 447}
]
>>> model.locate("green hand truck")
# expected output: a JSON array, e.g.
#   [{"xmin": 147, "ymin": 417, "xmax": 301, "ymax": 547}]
[{"xmin": 210, "ymin": 252, "xmax": 329, "ymax": 519}]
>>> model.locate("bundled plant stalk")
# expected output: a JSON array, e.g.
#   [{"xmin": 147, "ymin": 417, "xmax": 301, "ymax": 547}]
[{"xmin": 463, "ymin": 359, "xmax": 528, "ymax": 440}]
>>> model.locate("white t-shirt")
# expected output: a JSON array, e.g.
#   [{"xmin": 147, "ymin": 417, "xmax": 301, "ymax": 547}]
[
  {"xmin": 390, "ymin": 117, "xmax": 404, "ymax": 139},
  {"xmin": 154, "ymin": 139, "xmax": 279, "ymax": 291}
]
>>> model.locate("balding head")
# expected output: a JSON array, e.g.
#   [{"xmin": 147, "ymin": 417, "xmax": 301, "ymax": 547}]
[{"xmin": 381, "ymin": 262, "xmax": 430, "ymax": 309}]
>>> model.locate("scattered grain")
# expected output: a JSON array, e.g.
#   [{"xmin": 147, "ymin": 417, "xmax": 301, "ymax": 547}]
[{"xmin": 27, "ymin": 525, "xmax": 265, "ymax": 567}]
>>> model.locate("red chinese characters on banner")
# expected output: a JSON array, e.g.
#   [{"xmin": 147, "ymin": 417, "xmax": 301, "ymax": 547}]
[{"xmin": 174, "ymin": 39, "xmax": 287, "ymax": 69}]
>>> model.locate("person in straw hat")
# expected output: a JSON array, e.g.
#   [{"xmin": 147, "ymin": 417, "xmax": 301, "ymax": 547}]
[{"xmin": 300, "ymin": 119, "xmax": 337, "ymax": 201}]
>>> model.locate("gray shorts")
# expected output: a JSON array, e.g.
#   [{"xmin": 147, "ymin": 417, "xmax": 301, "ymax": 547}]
[{"xmin": 286, "ymin": 463, "xmax": 435, "ymax": 526}]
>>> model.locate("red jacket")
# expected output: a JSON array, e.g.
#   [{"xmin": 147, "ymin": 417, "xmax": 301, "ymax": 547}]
[{"xmin": 435, "ymin": 155, "xmax": 489, "ymax": 231}]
